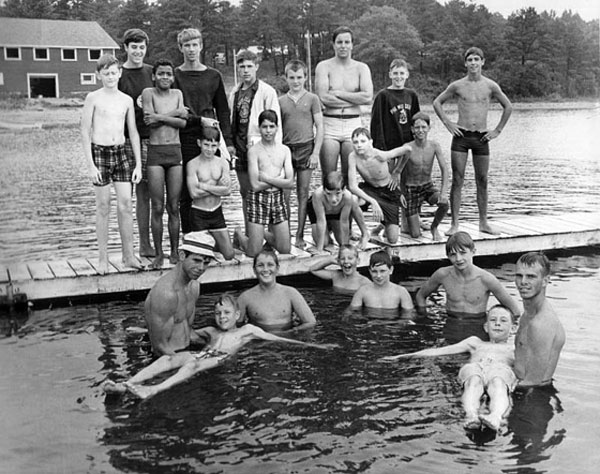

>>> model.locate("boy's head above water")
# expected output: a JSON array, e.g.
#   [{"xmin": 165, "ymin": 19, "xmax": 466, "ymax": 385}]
[
  {"xmin": 369, "ymin": 250, "xmax": 392, "ymax": 269},
  {"xmin": 484, "ymin": 304, "xmax": 515, "ymax": 341},
  {"xmin": 445, "ymin": 231, "xmax": 475, "ymax": 256},
  {"xmin": 214, "ymin": 294, "xmax": 241, "ymax": 329}
]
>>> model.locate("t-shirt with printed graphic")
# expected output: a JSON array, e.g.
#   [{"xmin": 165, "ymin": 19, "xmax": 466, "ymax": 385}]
[
  {"xmin": 118, "ymin": 64, "xmax": 154, "ymax": 139},
  {"xmin": 233, "ymin": 86, "xmax": 255, "ymax": 155},
  {"xmin": 370, "ymin": 88, "xmax": 420, "ymax": 151}
]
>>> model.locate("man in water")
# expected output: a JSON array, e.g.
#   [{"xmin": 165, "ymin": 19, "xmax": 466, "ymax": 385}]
[{"xmin": 433, "ymin": 46, "xmax": 512, "ymax": 236}]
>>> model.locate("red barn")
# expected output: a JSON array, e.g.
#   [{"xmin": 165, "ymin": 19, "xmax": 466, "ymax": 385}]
[{"xmin": 0, "ymin": 17, "xmax": 119, "ymax": 98}]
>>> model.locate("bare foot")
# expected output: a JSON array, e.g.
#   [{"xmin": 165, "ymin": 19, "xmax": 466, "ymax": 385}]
[
  {"xmin": 294, "ymin": 237, "xmax": 306, "ymax": 249},
  {"xmin": 431, "ymin": 227, "xmax": 442, "ymax": 241},
  {"xmin": 420, "ymin": 221, "xmax": 431, "ymax": 231},
  {"xmin": 358, "ymin": 237, "xmax": 370, "ymax": 250},
  {"xmin": 125, "ymin": 382, "xmax": 156, "ymax": 400},
  {"xmin": 169, "ymin": 251, "xmax": 179, "ymax": 265},
  {"xmin": 150, "ymin": 254, "xmax": 164, "ymax": 269},
  {"xmin": 103, "ymin": 380, "xmax": 127, "ymax": 394},
  {"xmin": 97, "ymin": 260, "xmax": 109, "ymax": 275},
  {"xmin": 445, "ymin": 224, "xmax": 459, "ymax": 236},
  {"xmin": 232, "ymin": 227, "xmax": 243, "ymax": 250},
  {"xmin": 463, "ymin": 417, "xmax": 481, "ymax": 431},
  {"xmin": 123, "ymin": 256, "xmax": 144, "ymax": 271},
  {"xmin": 479, "ymin": 222, "xmax": 500, "ymax": 235},
  {"xmin": 479, "ymin": 413, "xmax": 501, "ymax": 432},
  {"xmin": 139, "ymin": 244, "xmax": 155, "ymax": 258}
]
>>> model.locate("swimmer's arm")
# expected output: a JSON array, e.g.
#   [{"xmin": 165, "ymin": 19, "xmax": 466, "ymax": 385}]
[
  {"xmin": 145, "ymin": 295, "xmax": 178, "ymax": 356},
  {"xmin": 247, "ymin": 148, "xmax": 269, "ymax": 191},
  {"xmin": 245, "ymin": 324, "xmax": 338, "ymax": 350},
  {"xmin": 125, "ymin": 97, "xmax": 142, "ymax": 184},
  {"xmin": 80, "ymin": 94, "xmax": 101, "ymax": 184},
  {"xmin": 260, "ymin": 148, "xmax": 294, "ymax": 190},
  {"xmin": 434, "ymin": 142, "xmax": 449, "ymax": 200},
  {"xmin": 415, "ymin": 270, "xmax": 444, "ymax": 315},
  {"xmin": 349, "ymin": 286, "xmax": 365, "ymax": 309},
  {"xmin": 310, "ymin": 109, "xmax": 324, "ymax": 167},
  {"xmin": 288, "ymin": 287, "xmax": 317, "ymax": 330},
  {"xmin": 195, "ymin": 160, "xmax": 231, "ymax": 197},
  {"xmin": 486, "ymin": 82, "xmax": 512, "ymax": 140},
  {"xmin": 309, "ymin": 254, "xmax": 337, "ymax": 280},
  {"xmin": 484, "ymin": 273, "xmax": 521, "ymax": 318},
  {"xmin": 194, "ymin": 327, "xmax": 215, "ymax": 344},
  {"xmin": 338, "ymin": 197, "xmax": 352, "ymax": 245},
  {"xmin": 399, "ymin": 287, "xmax": 415, "ymax": 313},
  {"xmin": 186, "ymin": 164, "xmax": 210, "ymax": 199},
  {"xmin": 380, "ymin": 336, "xmax": 481, "ymax": 361},
  {"xmin": 350, "ymin": 196, "xmax": 370, "ymax": 249},
  {"xmin": 433, "ymin": 84, "xmax": 462, "ymax": 137}
]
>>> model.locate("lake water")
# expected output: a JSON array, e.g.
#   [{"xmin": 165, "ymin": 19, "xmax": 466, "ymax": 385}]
[{"xmin": 1, "ymin": 104, "xmax": 600, "ymax": 473}]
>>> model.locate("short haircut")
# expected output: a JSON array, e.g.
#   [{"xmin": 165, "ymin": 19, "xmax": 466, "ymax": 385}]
[
  {"xmin": 200, "ymin": 125, "xmax": 221, "ymax": 142},
  {"xmin": 369, "ymin": 250, "xmax": 392, "ymax": 268},
  {"xmin": 351, "ymin": 127, "xmax": 371, "ymax": 140},
  {"xmin": 338, "ymin": 244, "xmax": 358, "ymax": 259},
  {"xmin": 96, "ymin": 54, "xmax": 119, "ymax": 72},
  {"xmin": 464, "ymin": 46, "xmax": 484, "ymax": 61},
  {"xmin": 389, "ymin": 58, "xmax": 408, "ymax": 71},
  {"xmin": 332, "ymin": 26, "xmax": 353, "ymax": 43},
  {"xmin": 324, "ymin": 171, "xmax": 344, "ymax": 190},
  {"xmin": 236, "ymin": 49, "xmax": 258, "ymax": 64},
  {"xmin": 215, "ymin": 293, "xmax": 239, "ymax": 311},
  {"xmin": 445, "ymin": 231, "xmax": 475, "ymax": 255},
  {"xmin": 122, "ymin": 28, "xmax": 149, "ymax": 46},
  {"xmin": 178, "ymin": 28, "xmax": 202, "ymax": 47},
  {"xmin": 152, "ymin": 58, "xmax": 174, "ymax": 74},
  {"xmin": 253, "ymin": 249, "xmax": 279, "ymax": 268},
  {"xmin": 487, "ymin": 304, "xmax": 514, "ymax": 322},
  {"xmin": 258, "ymin": 109, "xmax": 278, "ymax": 126},
  {"xmin": 285, "ymin": 59, "xmax": 307, "ymax": 76},
  {"xmin": 516, "ymin": 251, "xmax": 551, "ymax": 277},
  {"xmin": 411, "ymin": 111, "xmax": 430, "ymax": 126}
]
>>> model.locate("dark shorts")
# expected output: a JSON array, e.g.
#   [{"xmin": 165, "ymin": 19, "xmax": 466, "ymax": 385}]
[
  {"xmin": 92, "ymin": 143, "xmax": 132, "ymax": 186},
  {"xmin": 190, "ymin": 206, "xmax": 227, "ymax": 231},
  {"xmin": 405, "ymin": 181, "xmax": 438, "ymax": 216},
  {"xmin": 247, "ymin": 189, "xmax": 288, "ymax": 225},
  {"xmin": 287, "ymin": 141, "xmax": 314, "ymax": 171},
  {"xmin": 147, "ymin": 144, "xmax": 182, "ymax": 169},
  {"xmin": 358, "ymin": 182, "xmax": 402, "ymax": 226},
  {"xmin": 125, "ymin": 138, "xmax": 148, "ymax": 181},
  {"xmin": 306, "ymin": 196, "xmax": 341, "ymax": 224},
  {"xmin": 451, "ymin": 129, "xmax": 490, "ymax": 155}
]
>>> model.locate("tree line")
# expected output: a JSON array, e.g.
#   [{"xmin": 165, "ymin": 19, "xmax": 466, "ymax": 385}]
[{"xmin": 2, "ymin": 0, "xmax": 599, "ymax": 99}]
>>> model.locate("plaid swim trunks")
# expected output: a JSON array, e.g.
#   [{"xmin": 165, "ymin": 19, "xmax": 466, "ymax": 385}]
[
  {"xmin": 247, "ymin": 189, "xmax": 288, "ymax": 225},
  {"xmin": 92, "ymin": 143, "xmax": 133, "ymax": 186},
  {"xmin": 125, "ymin": 138, "xmax": 148, "ymax": 181},
  {"xmin": 405, "ymin": 181, "xmax": 438, "ymax": 216}
]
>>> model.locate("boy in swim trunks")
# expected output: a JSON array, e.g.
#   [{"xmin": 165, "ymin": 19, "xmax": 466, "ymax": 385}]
[
  {"xmin": 279, "ymin": 59, "xmax": 324, "ymax": 248},
  {"xmin": 186, "ymin": 126, "xmax": 235, "ymax": 260},
  {"xmin": 347, "ymin": 127, "xmax": 412, "ymax": 244},
  {"xmin": 309, "ymin": 244, "xmax": 370, "ymax": 294},
  {"xmin": 141, "ymin": 58, "xmax": 186, "ymax": 268},
  {"xmin": 381, "ymin": 305, "xmax": 517, "ymax": 432},
  {"xmin": 104, "ymin": 294, "xmax": 337, "ymax": 399},
  {"xmin": 307, "ymin": 171, "xmax": 369, "ymax": 252},
  {"xmin": 401, "ymin": 112, "xmax": 449, "ymax": 241},
  {"xmin": 81, "ymin": 54, "xmax": 143, "ymax": 274},
  {"xmin": 233, "ymin": 110, "xmax": 293, "ymax": 257}
]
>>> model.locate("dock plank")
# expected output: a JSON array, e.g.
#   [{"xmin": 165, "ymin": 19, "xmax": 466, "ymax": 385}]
[
  {"xmin": 47, "ymin": 260, "xmax": 77, "ymax": 278},
  {"xmin": 68, "ymin": 258, "xmax": 99, "ymax": 277},
  {"xmin": 0, "ymin": 265, "xmax": 9, "ymax": 284},
  {"xmin": 7, "ymin": 263, "xmax": 32, "ymax": 282},
  {"xmin": 27, "ymin": 262, "xmax": 55, "ymax": 280}
]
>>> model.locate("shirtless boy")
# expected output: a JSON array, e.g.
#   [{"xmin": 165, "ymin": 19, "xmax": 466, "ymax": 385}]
[
  {"xmin": 381, "ymin": 305, "xmax": 517, "ymax": 432},
  {"xmin": 142, "ymin": 58, "xmax": 186, "ymax": 268},
  {"xmin": 144, "ymin": 231, "xmax": 216, "ymax": 356},
  {"xmin": 307, "ymin": 171, "xmax": 370, "ymax": 252},
  {"xmin": 233, "ymin": 110, "xmax": 293, "ymax": 257},
  {"xmin": 350, "ymin": 251, "xmax": 414, "ymax": 313},
  {"xmin": 309, "ymin": 244, "xmax": 370, "ymax": 294},
  {"xmin": 416, "ymin": 231, "xmax": 520, "ymax": 320},
  {"xmin": 187, "ymin": 126, "xmax": 235, "ymax": 260},
  {"xmin": 81, "ymin": 54, "xmax": 143, "ymax": 274},
  {"xmin": 433, "ymin": 46, "xmax": 513, "ymax": 236},
  {"xmin": 315, "ymin": 26, "xmax": 373, "ymax": 181},
  {"xmin": 238, "ymin": 250, "xmax": 317, "ymax": 331},
  {"xmin": 347, "ymin": 127, "xmax": 411, "ymax": 244},
  {"xmin": 401, "ymin": 112, "xmax": 449, "ymax": 240},
  {"xmin": 514, "ymin": 252, "xmax": 565, "ymax": 389},
  {"xmin": 104, "ymin": 294, "xmax": 336, "ymax": 399}
]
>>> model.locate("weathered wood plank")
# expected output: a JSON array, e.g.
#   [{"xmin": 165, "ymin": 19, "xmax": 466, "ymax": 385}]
[
  {"xmin": 47, "ymin": 260, "xmax": 77, "ymax": 278},
  {"xmin": 68, "ymin": 258, "xmax": 99, "ymax": 277},
  {"xmin": 27, "ymin": 261, "xmax": 55, "ymax": 280},
  {"xmin": 7, "ymin": 263, "xmax": 32, "ymax": 282},
  {"xmin": 0, "ymin": 265, "xmax": 9, "ymax": 284}
]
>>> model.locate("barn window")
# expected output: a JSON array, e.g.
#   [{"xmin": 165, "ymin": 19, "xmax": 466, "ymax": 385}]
[
  {"xmin": 88, "ymin": 49, "xmax": 101, "ymax": 61},
  {"xmin": 62, "ymin": 49, "xmax": 77, "ymax": 61},
  {"xmin": 81, "ymin": 73, "xmax": 96, "ymax": 85},
  {"xmin": 34, "ymin": 48, "xmax": 49, "ymax": 61},
  {"xmin": 5, "ymin": 47, "xmax": 21, "ymax": 60}
]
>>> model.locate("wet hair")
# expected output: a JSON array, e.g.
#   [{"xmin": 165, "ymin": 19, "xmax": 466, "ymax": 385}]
[
  {"xmin": 411, "ymin": 111, "xmax": 430, "ymax": 126},
  {"xmin": 324, "ymin": 171, "xmax": 345, "ymax": 191},
  {"xmin": 351, "ymin": 127, "xmax": 371, "ymax": 140},
  {"xmin": 332, "ymin": 26, "xmax": 353, "ymax": 43},
  {"xmin": 258, "ymin": 109, "xmax": 278, "ymax": 126},
  {"xmin": 122, "ymin": 28, "xmax": 149, "ymax": 46},
  {"xmin": 487, "ymin": 304, "xmax": 515, "ymax": 322},
  {"xmin": 215, "ymin": 293, "xmax": 239, "ymax": 311},
  {"xmin": 369, "ymin": 250, "xmax": 392, "ymax": 268},
  {"xmin": 285, "ymin": 59, "xmax": 307, "ymax": 76},
  {"xmin": 253, "ymin": 249, "xmax": 279, "ymax": 268},
  {"xmin": 464, "ymin": 46, "xmax": 484, "ymax": 61},
  {"xmin": 177, "ymin": 28, "xmax": 202, "ymax": 47},
  {"xmin": 152, "ymin": 58, "xmax": 174, "ymax": 74},
  {"xmin": 200, "ymin": 125, "xmax": 221, "ymax": 142},
  {"xmin": 96, "ymin": 54, "xmax": 119, "ymax": 72},
  {"xmin": 445, "ymin": 231, "xmax": 475, "ymax": 255},
  {"xmin": 516, "ymin": 251, "xmax": 551, "ymax": 277},
  {"xmin": 236, "ymin": 49, "xmax": 258, "ymax": 64},
  {"xmin": 389, "ymin": 58, "xmax": 408, "ymax": 71},
  {"xmin": 338, "ymin": 244, "xmax": 358, "ymax": 259}
]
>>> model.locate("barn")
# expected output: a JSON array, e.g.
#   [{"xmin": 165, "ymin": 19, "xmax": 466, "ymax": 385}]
[{"xmin": 0, "ymin": 17, "xmax": 119, "ymax": 98}]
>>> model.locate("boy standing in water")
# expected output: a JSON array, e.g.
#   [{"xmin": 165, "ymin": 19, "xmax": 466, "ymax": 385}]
[
  {"xmin": 104, "ymin": 294, "xmax": 336, "ymax": 399},
  {"xmin": 309, "ymin": 244, "xmax": 370, "ymax": 293},
  {"xmin": 381, "ymin": 305, "xmax": 517, "ymax": 432},
  {"xmin": 186, "ymin": 126, "xmax": 235, "ymax": 260},
  {"xmin": 278, "ymin": 59, "xmax": 323, "ymax": 248},
  {"xmin": 81, "ymin": 54, "xmax": 143, "ymax": 274},
  {"xmin": 142, "ymin": 59, "xmax": 186, "ymax": 268}
]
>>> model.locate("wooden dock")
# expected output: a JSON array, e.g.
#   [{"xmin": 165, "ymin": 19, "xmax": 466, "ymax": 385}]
[{"xmin": 1, "ymin": 212, "xmax": 599, "ymax": 307}]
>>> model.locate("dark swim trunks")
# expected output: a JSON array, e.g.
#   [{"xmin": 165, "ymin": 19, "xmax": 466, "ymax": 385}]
[
  {"xmin": 358, "ymin": 181, "xmax": 402, "ymax": 226},
  {"xmin": 451, "ymin": 129, "xmax": 490, "ymax": 155},
  {"xmin": 147, "ymin": 144, "xmax": 182, "ymax": 169},
  {"xmin": 306, "ymin": 196, "xmax": 341, "ymax": 224},
  {"xmin": 190, "ymin": 206, "xmax": 228, "ymax": 231},
  {"xmin": 287, "ymin": 141, "xmax": 314, "ymax": 171},
  {"xmin": 92, "ymin": 143, "xmax": 132, "ymax": 186},
  {"xmin": 405, "ymin": 181, "xmax": 439, "ymax": 216}
]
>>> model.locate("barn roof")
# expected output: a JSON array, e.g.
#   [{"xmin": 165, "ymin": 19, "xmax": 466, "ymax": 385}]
[{"xmin": 0, "ymin": 17, "xmax": 119, "ymax": 49}]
